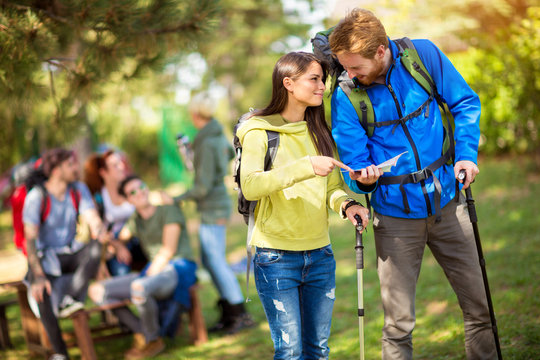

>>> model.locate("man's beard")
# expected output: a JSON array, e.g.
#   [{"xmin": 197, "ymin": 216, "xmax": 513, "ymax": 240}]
[{"xmin": 357, "ymin": 58, "xmax": 385, "ymax": 86}]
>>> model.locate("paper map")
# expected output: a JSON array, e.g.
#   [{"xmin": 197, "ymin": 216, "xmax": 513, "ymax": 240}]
[
  {"xmin": 342, "ymin": 151, "xmax": 408, "ymax": 173},
  {"xmin": 375, "ymin": 151, "xmax": 408, "ymax": 172}
]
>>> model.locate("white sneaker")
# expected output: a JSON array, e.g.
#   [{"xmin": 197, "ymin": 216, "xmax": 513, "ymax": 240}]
[{"xmin": 58, "ymin": 295, "xmax": 85, "ymax": 318}]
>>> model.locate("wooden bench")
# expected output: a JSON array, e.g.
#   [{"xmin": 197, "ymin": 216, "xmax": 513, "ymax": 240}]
[
  {"xmin": 68, "ymin": 285, "xmax": 208, "ymax": 360},
  {"xmin": 0, "ymin": 296, "xmax": 18, "ymax": 349},
  {"xmin": 178, "ymin": 285, "xmax": 208, "ymax": 346},
  {"xmin": 2, "ymin": 281, "xmax": 207, "ymax": 359},
  {"xmin": 2, "ymin": 280, "xmax": 54, "ymax": 357}
]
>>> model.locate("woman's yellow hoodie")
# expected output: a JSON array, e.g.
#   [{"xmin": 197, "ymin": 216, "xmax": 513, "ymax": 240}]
[{"xmin": 236, "ymin": 114, "xmax": 350, "ymax": 251}]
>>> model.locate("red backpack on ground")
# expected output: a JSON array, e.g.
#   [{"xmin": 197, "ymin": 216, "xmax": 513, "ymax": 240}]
[{"xmin": 10, "ymin": 159, "xmax": 80, "ymax": 256}]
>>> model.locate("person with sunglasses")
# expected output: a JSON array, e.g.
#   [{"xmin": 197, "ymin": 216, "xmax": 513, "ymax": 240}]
[{"xmin": 88, "ymin": 175, "xmax": 196, "ymax": 360}]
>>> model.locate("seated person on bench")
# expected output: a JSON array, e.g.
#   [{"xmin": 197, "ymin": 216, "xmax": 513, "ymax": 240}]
[
  {"xmin": 89, "ymin": 175, "xmax": 197, "ymax": 360},
  {"xmin": 23, "ymin": 148, "xmax": 111, "ymax": 360}
]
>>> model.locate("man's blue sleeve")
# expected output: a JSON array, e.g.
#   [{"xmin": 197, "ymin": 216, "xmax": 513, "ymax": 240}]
[{"xmin": 416, "ymin": 39, "xmax": 481, "ymax": 164}]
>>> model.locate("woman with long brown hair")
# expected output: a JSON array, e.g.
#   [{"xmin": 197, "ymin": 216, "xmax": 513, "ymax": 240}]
[
  {"xmin": 84, "ymin": 150, "xmax": 147, "ymax": 275},
  {"xmin": 236, "ymin": 51, "xmax": 380, "ymax": 359}
]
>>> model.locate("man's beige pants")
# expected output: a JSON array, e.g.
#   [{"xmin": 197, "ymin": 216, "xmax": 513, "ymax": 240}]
[{"xmin": 373, "ymin": 194, "xmax": 497, "ymax": 359}]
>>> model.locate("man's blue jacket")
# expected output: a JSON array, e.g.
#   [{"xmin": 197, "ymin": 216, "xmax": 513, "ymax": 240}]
[{"xmin": 331, "ymin": 38, "xmax": 481, "ymax": 219}]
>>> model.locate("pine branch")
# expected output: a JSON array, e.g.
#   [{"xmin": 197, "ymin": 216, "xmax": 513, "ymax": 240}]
[
  {"xmin": 3, "ymin": 2, "xmax": 111, "ymax": 32},
  {"xmin": 139, "ymin": 21, "xmax": 201, "ymax": 35},
  {"xmin": 4, "ymin": 2, "xmax": 73, "ymax": 26},
  {"xmin": 137, "ymin": 3, "xmax": 213, "ymax": 35}
]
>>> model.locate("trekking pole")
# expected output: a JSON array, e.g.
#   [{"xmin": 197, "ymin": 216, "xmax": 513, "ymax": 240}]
[
  {"xmin": 458, "ymin": 170, "xmax": 503, "ymax": 359},
  {"xmin": 353, "ymin": 214, "xmax": 365, "ymax": 360}
]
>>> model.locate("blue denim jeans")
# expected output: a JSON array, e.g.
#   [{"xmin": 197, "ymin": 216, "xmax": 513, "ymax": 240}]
[
  {"xmin": 199, "ymin": 223, "xmax": 244, "ymax": 304},
  {"xmin": 100, "ymin": 264, "xmax": 178, "ymax": 342},
  {"xmin": 254, "ymin": 245, "xmax": 336, "ymax": 360},
  {"xmin": 106, "ymin": 237, "xmax": 148, "ymax": 276}
]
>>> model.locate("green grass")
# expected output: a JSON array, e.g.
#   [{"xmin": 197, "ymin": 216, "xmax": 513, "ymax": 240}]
[{"xmin": 1, "ymin": 155, "xmax": 539, "ymax": 359}]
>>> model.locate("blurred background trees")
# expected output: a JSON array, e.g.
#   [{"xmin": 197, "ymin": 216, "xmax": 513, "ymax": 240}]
[
  {"xmin": 0, "ymin": 0, "xmax": 219, "ymax": 175},
  {"xmin": 196, "ymin": 0, "xmax": 311, "ymax": 120},
  {"xmin": 455, "ymin": 0, "xmax": 539, "ymax": 157},
  {"xmin": 1, "ymin": 0, "xmax": 538, "ymax": 186}
]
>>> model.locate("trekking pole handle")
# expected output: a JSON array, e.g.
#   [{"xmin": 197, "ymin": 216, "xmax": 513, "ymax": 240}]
[
  {"xmin": 354, "ymin": 214, "xmax": 364, "ymax": 232},
  {"xmin": 458, "ymin": 169, "xmax": 476, "ymax": 184}
]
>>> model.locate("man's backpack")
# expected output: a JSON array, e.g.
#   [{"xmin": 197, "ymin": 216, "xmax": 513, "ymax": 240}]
[
  {"xmin": 10, "ymin": 159, "xmax": 80, "ymax": 255},
  {"xmin": 312, "ymin": 31, "xmax": 457, "ymax": 221}
]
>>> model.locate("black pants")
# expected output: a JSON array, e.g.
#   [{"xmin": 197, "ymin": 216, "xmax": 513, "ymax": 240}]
[{"xmin": 31, "ymin": 240, "xmax": 102, "ymax": 356}]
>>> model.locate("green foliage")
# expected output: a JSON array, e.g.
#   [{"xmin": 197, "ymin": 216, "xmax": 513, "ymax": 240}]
[
  {"xmin": 454, "ymin": 3, "xmax": 540, "ymax": 155},
  {"xmin": 0, "ymin": 0, "xmax": 220, "ymax": 173},
  {"xmin": 195, "ymin": 0, "xmax": 311, "ymax": 125}
]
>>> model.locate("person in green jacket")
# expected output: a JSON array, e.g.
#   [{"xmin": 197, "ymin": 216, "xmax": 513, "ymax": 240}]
[
  {"xmin": 236, "ymin": 51, "xmax": 379, "ymax": 359},
  {"xmin": 173, "ymin": 92, "xmax": 254, "ymax": 334}
]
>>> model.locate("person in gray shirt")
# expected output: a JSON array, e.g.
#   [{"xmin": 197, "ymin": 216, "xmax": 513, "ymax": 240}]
[{"xmin": 23, "ymin": 148, "xmax": 111, "ymax": 360}]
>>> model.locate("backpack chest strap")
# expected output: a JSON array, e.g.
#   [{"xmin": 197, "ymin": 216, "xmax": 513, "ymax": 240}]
[
  {"xmin": 365, "ymin": 92, "xmax": 434, "ymax": 134},
  {"xmin": 378, "ymin": 150, "xmax": 450, "ymax": 186},
  {"xmin": 378, "ymin": 149, "xmax": 451, "ymax": 222}
]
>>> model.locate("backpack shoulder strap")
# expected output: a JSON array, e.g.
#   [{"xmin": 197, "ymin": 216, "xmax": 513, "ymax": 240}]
[
  {"xmin": 394, "ymin": 37, "xmax": 435, "ymax": 96},
  {"xmin": 264, "ymin": 130, "xmax": 280, "ymax": 170},
  {"xmin": 395, "ymin": 37, "xmax": 455, "ymax": 165},
  {"xmin": 338, "ymin": 76, "xmax": 375, "ymax": 138},
  {"xmin": 37, "ymin": 185, "xmax": 50, "ymax": 224},
  {"xmin": 68, "ymin": 184, "xmax": 81, "ymax": 215},
  {"xmin": 40, "ymin": 184, "xmax": 81, "ymax": 223},
  {"xmin": 394, "ymin": 37, "xmax": 414, "ymax": 54}
]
